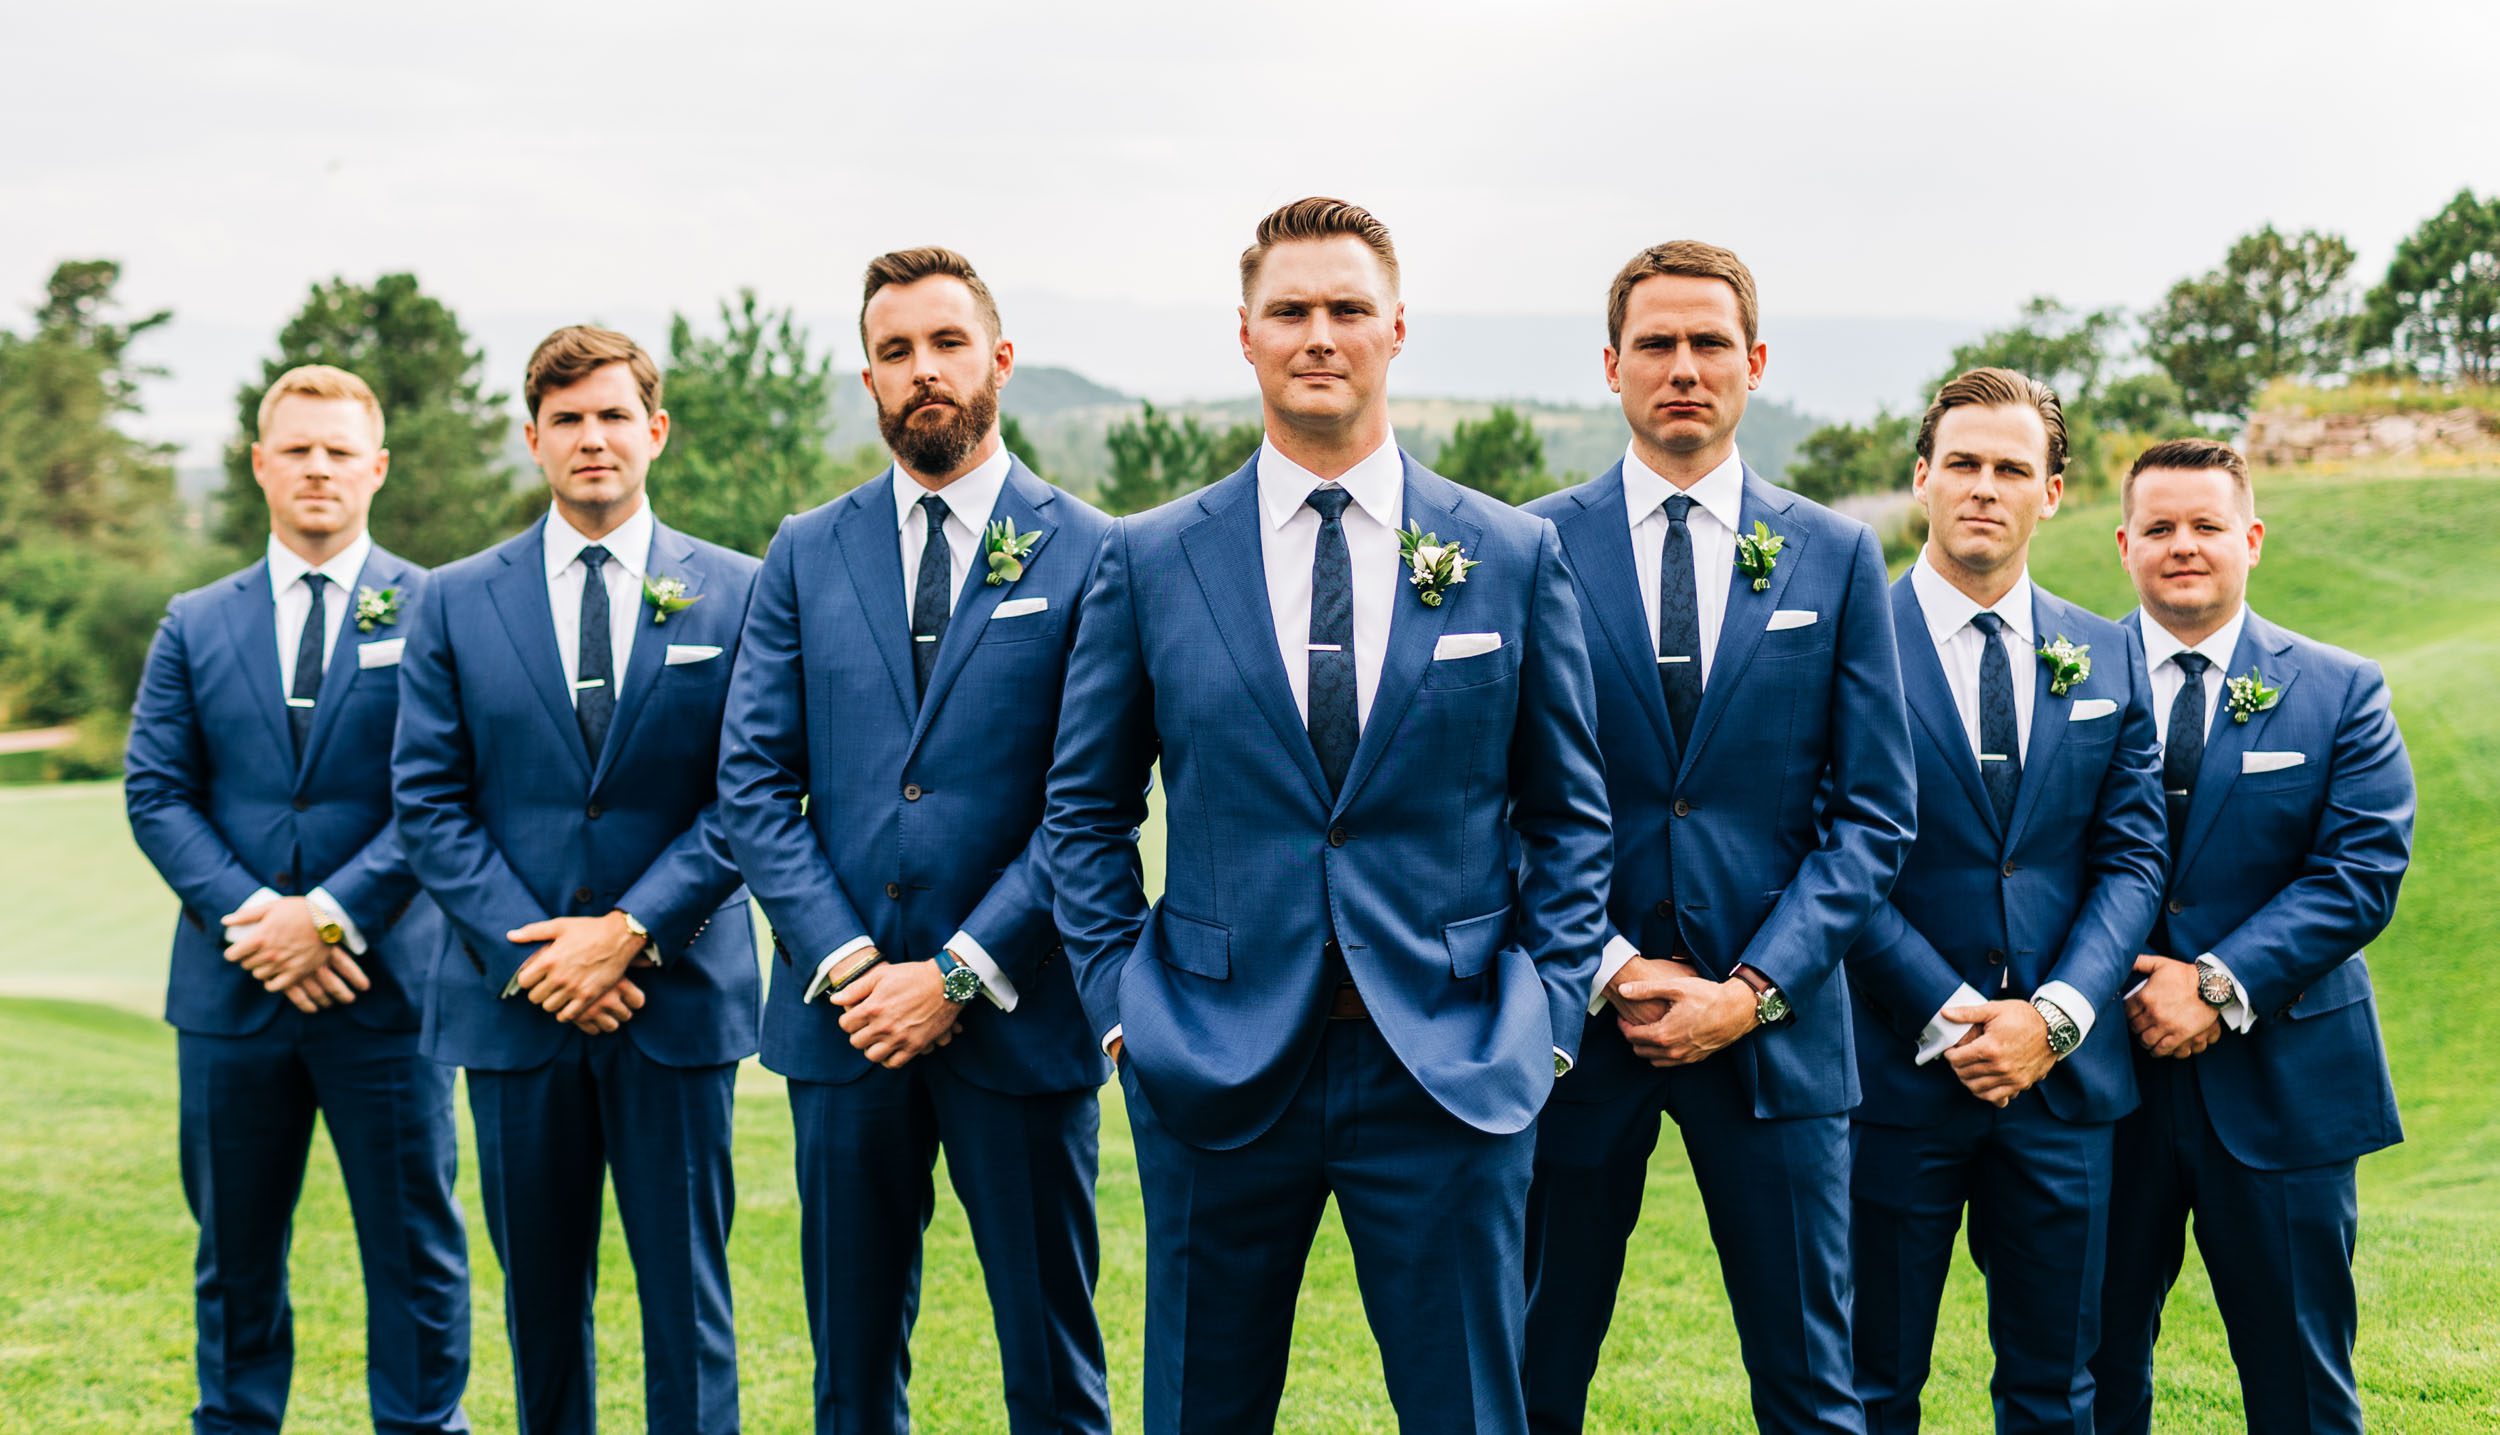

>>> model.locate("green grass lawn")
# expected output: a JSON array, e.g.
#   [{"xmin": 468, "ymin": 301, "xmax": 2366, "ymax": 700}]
[{"xmin": 3, "ymin": 471, "xmax": 2496, "ymax": 1430}]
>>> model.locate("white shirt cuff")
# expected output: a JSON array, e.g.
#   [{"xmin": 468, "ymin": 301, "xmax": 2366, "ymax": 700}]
[
  {"xmin": 1101, "ymin": 1023, "xmax": 1124, "ymax": 1056},
  {"xmin": 305, "ymin": 887, "xmax": 366, "ymax": 955},
  {"xmin": 2034, "ymin": 980, "xmax": 2096, "ymax": 1046},
  {"xmin": 1589, "ymin": 935, "xmax": 1642, "ymax": 1014},
  {"xmin": 945, "ymin": 931, "xmax": 1019, "ymax": 1011},
  {"xmin": 807, "ymin": 936, "xmax": 879, "ymax": 1002},
  {"xmin": 222, "ymin": 886, "xmax": 282, "ymax": 945},
  {"xmin": 1917, "ymin": 982, "xmax": 1989, "ymax": 1065},
  {"xmin": 2199, "ymin": 953, "xmax": 2257, "ymax": 1033}
]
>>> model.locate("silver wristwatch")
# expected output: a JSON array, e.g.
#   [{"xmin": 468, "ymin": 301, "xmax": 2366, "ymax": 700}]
[
  {"xmin": 2032, "ymin": 996, "xmax": 2082, "ymax": 1060},
  {"xmin": 2193, "ymin": 956, "xmax": 2235, "ymax": 1010}
]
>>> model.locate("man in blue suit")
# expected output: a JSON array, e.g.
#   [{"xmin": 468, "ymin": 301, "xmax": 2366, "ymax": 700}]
[
  {"xmin": 2091, "ymin": 439, "xmax": 2414, "ymax": 1435},
  {"xmin": 1519, "ymin": 241, "xmax": 1916, "ymax": 1435},
  {"xmin": 1846, "ymin": 368, "xmax": 2167, "ymax": 1433},
  {"xmin": 394, "ymin": 327, "xmax": 761, "ymax": 1435},
  {"xmin": 1045, "ymin": 197, "xmax": 1614, "ymax": 1434},
  {"xmin": 718, "ymin": 247, "xmax": 1113, "ymax": 1434},
  {"xmin": 126, "ymin": 365, "xmax": 470, "ymax": 1434}
]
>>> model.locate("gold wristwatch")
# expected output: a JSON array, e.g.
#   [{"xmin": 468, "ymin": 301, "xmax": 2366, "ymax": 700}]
[{"xmin": 316, "ymin": 919, "xmax": 345, "ymax": 946}]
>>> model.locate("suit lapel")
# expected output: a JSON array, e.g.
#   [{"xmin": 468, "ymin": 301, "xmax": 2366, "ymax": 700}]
[
  {"xmin": 590, "ymin": 524, "xmax": 691, "ymax": 790},
  {"xmin": 221, "ymin": 562, "xmax": 297, "ymax": 766},
  {"xmin": 1179, "ymin": 464, "xmax": 1334, "ymax": 807},
  {"xmin": 489, "ymin": 519, "xmax": 593, "ymax": 783},
  {"xmin": 1894, "ymin": 576, "xmax": 1999, "ymax": 835},
  {"xmin": 1558, "ymin": 465, "xmax": 1678, "ymax": 763},
  {"xmin": 2004, "ymin": 589, "xmax": 2076, "ymax": 847},
  {"xmin": 2175, "ymin": 613, "xmax": 2301, "ymax": 877},
  {"xmin": 836, "ymin": 472, "xmax": 919, "ymax": 721},
  {"xmin": 1680, "ymin": 472, "xmax": 1808, "ymax": 780},
  {"xmin": 1334, "ymin": 456, "xmax": 1468, "ymax": 814},
  {"xmin": 293, "ymin": 548, "xmax": 402, "ymax": 786},
  {"xmin": 908, "ymin": 460, "xmax": 1056, "ymax": 759}
]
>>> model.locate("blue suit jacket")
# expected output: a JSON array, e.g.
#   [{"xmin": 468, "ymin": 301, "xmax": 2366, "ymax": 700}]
[
  {"xmin": 1525, "ymin": 465, "xmax": 1917, "ymax": 1119},
  {"xmin": 720, "ymin": 460, "xmax": 1113, "ymax": 1094},
  {"xmin": 1851, "ymin": 576, "xmax": 2167, "ymax": 1127},
  {"xmin": 1045, "ymin": 454, "xmax": 1613, "ymax": 1150},
  {"xmin": 126, "ymin": 546, "xmax": 442, "ymax": 1035},
  {"xmin": 393, "ymin": 516, "xmax": 762, "ymax": 1072},
  {"xmin": 2126, "ymin": 608, "xmax": 2412, "ymax": 1169}
]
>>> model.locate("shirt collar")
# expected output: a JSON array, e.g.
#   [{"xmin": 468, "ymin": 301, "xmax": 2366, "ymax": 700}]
[
  {"xmin": 267, "ymin": 530, "xmax": 372, "ymax": 599},
  {"xmin": 543, "ymin": 500, "xmax": 655, "ymax": 583},
  {"xmin": 1912, "ymin": 548, "xmax": 2036, "ymax": 647},
  {"xmin": 1622, "ymin": 443, "xmax": 1745, "ymax": 533},
  {"xmin": 2141, "ymin": 604, "xmax": 2247, "ymax": 676},
  {"xmin": 1257, "ymin": 433, "xmax": 1404, "ymax": 532},
  {"xmin": 892, "ymin": 444, "xmax": 1014, "ymax": 534}
]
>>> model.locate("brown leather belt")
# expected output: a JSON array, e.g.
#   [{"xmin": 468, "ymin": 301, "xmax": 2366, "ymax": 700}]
[{"xmin": 1329, "ymin": 982, "xmax": 1369, "ymax": 1021}]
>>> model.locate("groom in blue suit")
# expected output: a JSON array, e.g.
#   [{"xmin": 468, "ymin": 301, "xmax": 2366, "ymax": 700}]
[
  {"xmin": 394, "ymin": 327, "xmax": 761, "ymax": 1434},
  {"xmin": 1046, "ymin": 197, "xmax": 1614, "ymax": 1434},
  {"xmin": 2092, "ymin": 440, "xmax": 2414, "ymax": 1435},
  {"xmin": 1847, "ymin": 369, "xmax": 2166, "ymax": 1433},
  {"xmin": 127, "ymin": 365, "xmax": 470, "ymax": 1434},
  {"xmin": 718, "ymin": 248, "xmax": 1114, "ymax": 1434},
  {"xmin": 1520, "ymin": 242, "xmax": 1916, "ymax": 1434}
]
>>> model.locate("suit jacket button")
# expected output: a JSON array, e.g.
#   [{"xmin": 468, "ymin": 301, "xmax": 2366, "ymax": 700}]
[
  {"xmin": 573, "ymin": 886, "xmax": 593, "ymax": 904},
  {"xmin": 2001, "ymin": 861, "xmax": 2017, "ymax": 878},
  {"xmin": 291, "ymin": 797, "xmax": 309, "ymax": 812},
  {"xmin": 1654, "ymin": 899, "xmax": 1673, "ymax": 919},
  {"xmin": 2167, "ymin": 898, "xmax": 2186, "ymax": 915},
  {"xmin": 1328, "ymin": 826, "xmax": 1348, "ymax": 847},
  {"xmin": 586, "ymin": 803, "xmax": 603, "ymax": 819},
  {"xmin": 1986, "ymin": 948, "xmax": 2005, "ymax": 965},
  {"xmin": 1672, "ymin": 798, "xmax": 1692, "ymax": 818},
  {"xmin": 273, "ymin": 870, "xmax": 293, "ymax": 887},
  {"xmin": 903, "ymin": 783, "xmax": 922, "ymax": 802},
  {"xmin": 885, "ymin": 882, "xmax": 903, "ymax": 899}
]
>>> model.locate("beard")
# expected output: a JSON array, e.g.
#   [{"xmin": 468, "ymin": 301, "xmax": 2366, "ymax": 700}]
[{"xmin": 878, "ymin": 376, "xmax": 1000, "ymax": 478}]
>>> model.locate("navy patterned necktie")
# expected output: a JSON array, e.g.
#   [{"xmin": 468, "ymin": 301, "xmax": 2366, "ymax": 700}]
[
  {"xmin": 1657, "ymin": 493, "xmax": 1702, "ymax": 751},
  {"xmin": 289, "ymin": 572, "xmax": 329, "ymax": 758},
  {"xmin": 2164, "ymin": 651, "xmax": 2213, "ymax": 838},
  {"xmin": 911, "ymin": 494, "xmax": 954, "ymax": 702},
  {"xmin": 575, "ymin": 544, "xmax": 616, "ymax": 760},
  {"xmin": 1305, "ymin": 486, "xmax": 1359, "ymax": 796},
  {"xmin": 1971, "ymin": 612, "xmax": 2022, "ymax": 828}
]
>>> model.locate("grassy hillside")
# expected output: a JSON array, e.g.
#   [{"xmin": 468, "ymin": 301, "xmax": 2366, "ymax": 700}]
[{"xmin": 0, "ymin": 472, "xmax": 2493, "ymax": 1430}]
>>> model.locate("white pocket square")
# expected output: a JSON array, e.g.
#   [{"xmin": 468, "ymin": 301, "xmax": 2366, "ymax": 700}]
[
  {"xmin": 2242, "ymin": 750, "xmax": 2306, "ymax": 774},
  {"xmin": 2069, "ymin": 698, "xmax": 2117, "ymax": 721},
  {"xmin": 1766, "ymin": 609, "xmax": 1819, "ymax": 632},
  {"xmin": 664, "ymin": 644, "xmax": 722, "ymax": 666},
  {"xmin": 992, "ymin": 596, "xmax": 1049, "ymax": 619},
  {"xmin": 1433, "ymin": 632, "xmax": 1502, "ymax": 661},
  {"xmin": 355, "ymin": 639, "xmax": 404, "ymax": 669}
]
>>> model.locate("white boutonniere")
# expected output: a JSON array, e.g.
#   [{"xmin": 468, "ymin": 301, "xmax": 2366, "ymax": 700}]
[
  {"xmin": 1398, "ymin": 522, "xmax": 1480, "ymax": 608},
  {"xmin": 1734, "ymin": 520, "xmax": 1785, "ymax": 592},
  {"xmin": 352, "ymin": 586, "xmax": 400, "ymax": 633},
  {"xmin": 2225, "ymin": 669, "xmax": 2283, "ymax": 723},
  {"xmin": 642, "ymin": 573, "xmax": 701, "ymax": 624},
  {"xmin": 2038, "ymin": 636, "xmax": 2092, "ymax": 697},
  {"xmin": 984, "ymin": 518, "xmax": 1042, "ymax": 586}
]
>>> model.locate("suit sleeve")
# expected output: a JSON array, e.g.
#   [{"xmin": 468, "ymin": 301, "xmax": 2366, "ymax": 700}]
[
  {"xmin": 1510, "ymin": 521, "xmax": 1614, "ymax": 1064},
  {"xmin": 391, "ymin": 577, "xmax": 554, "ymax": 991},
  {"xmin": 1848, "ymin": 899, "xmax": 1973, "ymax": 1046},
  {"xmin": 2041, "ymin": 629, "xmax": 2168, "ymax": 1008},
  {"xmin": 615, "ymin": 572, "xmax": 759, "ymax": 956},
  {"xmin": 1738, "ymin": 523, "xmax": 1918, "ymax": 998},
  {"xmin": 716, "ymin": 521, "xmax": 875, "ymax": 968},
  {"xmin": 1043, "ymin": 520, "xmax": 1157, "ymax": 1041},
  {"xmin": 123, "ymin": 600, "xmax": 266, "ymax": 922},
  {"xmin": 2211, "ymin": 660, "xmax": 2414, "ymax": 1015}
]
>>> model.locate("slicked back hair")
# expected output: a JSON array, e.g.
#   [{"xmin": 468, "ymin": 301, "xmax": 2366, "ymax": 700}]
[
  {"xmin": 2124, "ymin": 436, "xmax": 2254, "ymax": 520},
  {"xmin": 1607, "ymin": 240, "xmax": 1760, "ymax": 349},
  {"xmin": 860, "ymin": 246, "xmax": 1004, "ymax": 350},
  {"xmin": 525, "ymin": 326, "xmax": 661, "ymax": 421},
  {"xmin": 257, "ymin": 363, "xmax": 383, "ymax": 444},
  {"xmin": 1916, "ymin": 367, "xmax": 2070, "ymax": 477},
  {"xmin": 1239, "ymin": 196, "xmax": 1400, "ymax": 302}
]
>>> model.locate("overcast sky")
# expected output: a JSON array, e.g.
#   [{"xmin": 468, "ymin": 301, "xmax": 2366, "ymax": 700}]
[{"xmin": 10, "ymin": 0, "xmax": 2497, "ymax": 455}]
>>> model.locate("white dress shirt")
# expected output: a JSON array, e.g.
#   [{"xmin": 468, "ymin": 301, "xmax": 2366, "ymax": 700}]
[
  {"xmin": 544, "ymin": 501, "xmax": 655, "ymax": 705},
  {"xmin": 1589, "ymin": 446, "xmax": 1747, "ymax": 1009},
  {"xmin": 1907, "ymin": 552, "xmax": 2095, "ymax": 1063},
  {"xmin": 2138, "ymin": 607, "xmax": 2257, "ymax": 1032},
  {"xmin": 1258, "ymin": 435, "xmax": 1405, "ymax": 726},
  {"xmin": 224, "ymin": 534, "xmax": 375, "ymax": 956},
  {"xmin": 807, "ymin": 451, "xmax": 1020, "ymax": 1012}
]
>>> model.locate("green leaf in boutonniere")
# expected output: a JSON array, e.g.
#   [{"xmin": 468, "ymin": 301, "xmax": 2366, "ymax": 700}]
[
  {"xmin": 2038, "ymin": 635, "xmax": 2092, "ymax": 697},
  {"xmin": 352, "ymin": 586, "xmax": 400, "ymax": 633},
  {"xmin": 1734, "ymin": 520, "xmax": 1785, "ymax": 592},
  {"xmin": 642, "ymin": 574, "xmax": 701, "ymax": 625},
  {"xmin": 1398, "ymin": 521, "xmax": 1481, "ymax": 607},
  {"xmin": 984, "ymin": 518, "xmax": 1042, "ymax": 586},
  {"xmin": 2225, "ymin": 669, "xmax": 2283, "ymax": 723}
]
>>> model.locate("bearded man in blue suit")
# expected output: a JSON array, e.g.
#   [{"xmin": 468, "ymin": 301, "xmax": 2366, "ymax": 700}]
[
  {"xmin": 1518, "ymin": 242, "xmax": 1917, "ymax": 1434},
  {"xmin": 718, "ymin": 247, "xmax": 1114, "ymax": 1434},
  {"xmin": 2090, "ymin": 439, "xmax": 2414, "ymax": 1435},
  {"xmin": 394, "ymin": 327, "xmax": 761, "ymax": 1435},
  {"xmin": 1045, "ymin": 197, "xmax": 1613, "ymax": 1435},
  {"xmin": 1846, "ymin": 368, "xmax": 2167, "ymax": 1434},
  {"xmin": 128, "ymin": 364, "xmax": 470, "ymax": 1434}
]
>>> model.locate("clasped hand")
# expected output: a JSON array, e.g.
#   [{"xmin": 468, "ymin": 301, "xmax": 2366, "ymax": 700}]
[
  {"xmin": 221, "ymin": 895, "xmax": 367, "ymax": 1013},
  {"xmin": 2125, "ymin": 954, "xmax": 2222, "ymax": 1059},
  {"xmin": 831, "ymin": 955, "xmax": 961, "ymax": 1069},
  {"xmin": 1940, "ymin": 1000, "xmax": 2055, "ymax": 1107},
  {"xmin": 509, "ymin": 913, "xmax": 655, "ymax": 1034},
  {"xmin": 1611, "ymin": 956, "xmax": 1758, "ymax": 1067}
]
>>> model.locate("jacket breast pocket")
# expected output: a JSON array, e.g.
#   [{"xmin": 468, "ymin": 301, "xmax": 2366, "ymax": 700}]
[
  {"xmin": 1443, "ymin": 908, "xmax": 1511, "ymax": 979},
  {"xmin": 1419, "ymin": 640, "xmax": 1523, "ymax": 692},
  {"xmin": 1150, "ymin": 906, "xmax": 1230, "ymax": 980},
  {"xmin": 980, "ymin": 609, "xmax": 1066, "ymax": 647}
]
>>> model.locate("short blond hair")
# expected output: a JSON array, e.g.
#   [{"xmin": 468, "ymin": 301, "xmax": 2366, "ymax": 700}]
[
  {"xmin": 1239, "ymin": 196, "xmax": 1400, "ymax": 302},
  {"xmin": 257, "ymin": 364, "xmax": 384, "ymax": 444}
]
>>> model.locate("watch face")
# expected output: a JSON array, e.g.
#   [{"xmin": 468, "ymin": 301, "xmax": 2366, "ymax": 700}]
[
  {"xmin": 943, "ymin": 965, "xmax": 981, "ymax": 1004},
  {"xmin": 2197, "ymin": 965, "xmax": 2234, "ymax": 1008},
  {"xmin": 1758, "ymin": 989, "xmax": 1791, "ymax": 1025},
  {"xmin": 317, "ymin": 923, "xmax": 345, "ymax": 945}
]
